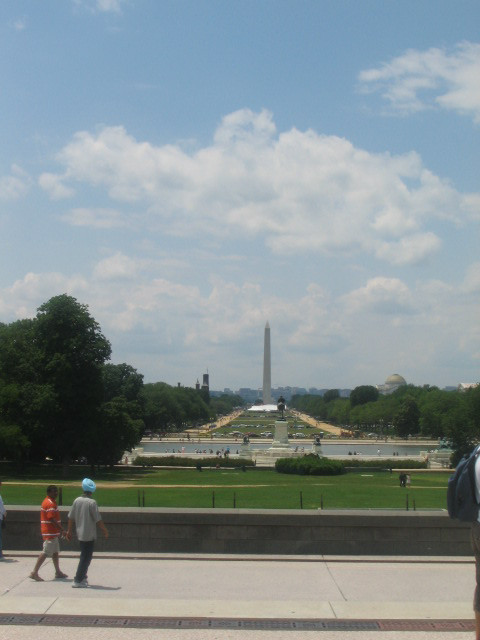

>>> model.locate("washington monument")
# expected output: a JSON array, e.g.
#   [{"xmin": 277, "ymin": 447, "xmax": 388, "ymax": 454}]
[{"xmin": 262, "ymin": 321, "xmax": 272, "ymax": 404}]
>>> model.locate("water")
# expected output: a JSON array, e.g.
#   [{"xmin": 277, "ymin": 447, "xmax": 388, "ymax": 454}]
[{"xmin": 139, "ymin": 440, "xmax": 428, "ymax": 457}]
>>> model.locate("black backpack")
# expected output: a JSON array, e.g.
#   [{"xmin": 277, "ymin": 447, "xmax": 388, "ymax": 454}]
[{"xmin": 447, "ymin": 446, "xmax": 480, "ymax": 522}]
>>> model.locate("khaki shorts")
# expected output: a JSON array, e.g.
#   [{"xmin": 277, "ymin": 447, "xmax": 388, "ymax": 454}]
[{"xmin": 42, "ymin": 538, "xmax": 60, "ymax": 557}]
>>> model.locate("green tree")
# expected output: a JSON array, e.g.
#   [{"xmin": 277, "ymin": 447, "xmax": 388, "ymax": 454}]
[
  {"xmin": 393, "ymin": 396, "xmax": 420, "ymax": 438},
  {"xmin": 323, "ymin": 389, "xmax": 340, "ymax": 403},
  {"xmin": 85, "ymin": 397, "xmax": 142, "ymax": 466},
  {"xmin": 418, "ymin": 389, "xmax": 457, "ymax": 438},
  {"xmin": 209, "ymin": 394, "xmax": 245, "ymax": 417},
  {"xmin": 327, "ymin": 398, "xmax": 350, "ymax": 425},
  {"xmin": 0, "ymin": 424, "xmax": 30, "ymax": 461},
  {"xmin": 350, "ymin": 385, "xmax": 379, "ymax": 407},
  {"xmin": 33, "ymin": 294, "xmax": 111, "ymax": 465},
  {"xmin": 445, "ymin": 386, "xmax": 480, "ymax": 464},
  {"xmin": 0, "ymin": 319, "xmax": 53, "ymax": 461},
  {"xmin": 102, "ymin": 363, "xmax": 144, "ymax": 403},
  {"xmin": 141, "ymin": 383, "xmax": 210, "ymax": 433}
]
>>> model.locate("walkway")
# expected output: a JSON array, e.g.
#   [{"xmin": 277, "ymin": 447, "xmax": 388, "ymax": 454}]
[{"xmin": 0, "ymin": 552, "xmax": 475, "ymax": 639}]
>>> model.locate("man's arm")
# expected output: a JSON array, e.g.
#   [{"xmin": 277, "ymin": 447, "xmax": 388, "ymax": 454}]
[
  {"xmin": 97, "ymin": 519, "xmax": 109, "ymax": 538},
  {"xmin": 66, "ymin": 518, "xmax": 74, "ymax": 541}
]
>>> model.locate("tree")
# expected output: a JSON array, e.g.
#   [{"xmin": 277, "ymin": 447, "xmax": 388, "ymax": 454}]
[
  {"xmin": 350, "ymin": 385, "xmax": 379, "ymax": 407},
  {"xmin": 209, "ymin": 394, "xmax": 245, "ymax": 417},
  {"xmin": 323, "ymin": 389, "xmax": 340, "ymax": 403},
  {"xmin": 0, "ymin": 319, "xmax": 52, "ymax": 461},
  {"xmin": 418, "ymin": 389, "xmax": 458, "ymax": 438},
  {"xmin": 0, "ymin": 425, "xmax": 30, "ymax": 461},
  {"xmin": 34, "ymin": 295, "xmax": 112, "ymax": 465},
  {"xmin": 394, "ymin": 396, "xmax": 420, "ymax": 438},
  {"xmin": 141, "ymin": 383, "xmax": 210, "ymax": 433},
  {"xmin": 327, "ymin": 398, "xmax": 350, "ymax": 425},
  {"xmin": 102, "ymin": 363, "xmax": 144, "ymax": 404},
  {"xmin": 445, "ymin": 385, "xmax": 480, "ymax": 465},
  {"xmin": 85, "ymin": 397, "xmax": 143, "ymax": 467}
]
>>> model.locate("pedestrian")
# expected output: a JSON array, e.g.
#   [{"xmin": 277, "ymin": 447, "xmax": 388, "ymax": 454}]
[
  {"xmin": 30, "ymin": 485, "xmax": 68, "ymax": 581},
  {"xmin": 67, "ymin": 478, "xmax": 109, "ymax": 588},
  {"xmin": 471, "ymin": 451, "xmax": 480, "ymax": 640},
  {"xmin": 406, "ymin": 474, "xmax": 411, "ymax": 488},
  {"xmin": 0, "ymin": 480, "xmax": 6, "ymax": 560}
]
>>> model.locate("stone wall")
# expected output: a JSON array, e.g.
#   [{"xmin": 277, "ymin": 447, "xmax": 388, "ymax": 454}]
[{"xmin": 3, "ymin": 507, "xmax": 471, "ymax": 556}]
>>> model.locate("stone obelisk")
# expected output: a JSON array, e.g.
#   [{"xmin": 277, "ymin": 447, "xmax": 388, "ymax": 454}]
[{"xmin": 262, "ymin": 321, "xmax": 272, "ymax": 404}]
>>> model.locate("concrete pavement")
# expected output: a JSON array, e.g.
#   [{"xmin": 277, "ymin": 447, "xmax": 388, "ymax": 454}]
[{"xmin": 0, "ymin": 552, "xmax": 476, "ymax": 639}]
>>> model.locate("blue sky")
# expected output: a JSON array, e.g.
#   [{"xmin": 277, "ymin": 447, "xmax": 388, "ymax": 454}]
[{"xmin": 0, "ymin": 0, "xmax": 479, "ymax": 391}]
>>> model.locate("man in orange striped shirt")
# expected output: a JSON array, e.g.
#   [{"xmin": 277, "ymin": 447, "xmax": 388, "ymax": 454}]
[{"xmin": 30, "ymin": 485, "xmax": 68, "ymax": 581}]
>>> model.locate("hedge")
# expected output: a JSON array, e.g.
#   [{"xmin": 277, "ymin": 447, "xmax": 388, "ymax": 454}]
[
  {"xmin": 275, "ymin": 455, "xmax": 345, "ymax": 476},
  {"xmin": 342, "ymin": 458, "xmax": 428, "ymax": 470},
  {"xmin": 133, "ymin": 455, "xmax": 255, "ymax": 468}
]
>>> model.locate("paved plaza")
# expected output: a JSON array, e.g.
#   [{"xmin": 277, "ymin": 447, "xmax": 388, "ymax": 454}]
[{"xmin": 0, "ymin": 552, "xmax": 475, "ymax": 639}]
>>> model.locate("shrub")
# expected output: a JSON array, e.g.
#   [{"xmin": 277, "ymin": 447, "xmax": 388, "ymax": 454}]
[
  {"xmin": 343, "ymin": 458, "xmax": 427, "ymax": 470},
  {"xmin": 133, "ymin": 455, "xmax": 255, "ymax": 468},
  {"xmin": 275, "ymin": 454, "xmax": 345, "ymax": 476}
]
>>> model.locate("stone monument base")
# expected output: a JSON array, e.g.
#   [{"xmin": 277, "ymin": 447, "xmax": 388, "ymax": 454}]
[{"xmin": 245, "ymin": 420, "xmax": 312, "ymax": 467}]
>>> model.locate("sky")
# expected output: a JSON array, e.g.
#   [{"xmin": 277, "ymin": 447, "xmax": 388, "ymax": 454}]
[{"xmin": 0, "ymin": 0, "xmax": 479, "ymax": 392}]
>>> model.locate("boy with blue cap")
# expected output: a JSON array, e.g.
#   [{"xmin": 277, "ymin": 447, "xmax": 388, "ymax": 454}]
[{"xmin": 67, "ymin": 478, "xmax": 108, "ymax": 588}]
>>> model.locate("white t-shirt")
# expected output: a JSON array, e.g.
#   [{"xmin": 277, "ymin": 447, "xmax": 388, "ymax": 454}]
[{"xmin": 68, "ymin": 495, "xmax": 101, "ymax": 542}]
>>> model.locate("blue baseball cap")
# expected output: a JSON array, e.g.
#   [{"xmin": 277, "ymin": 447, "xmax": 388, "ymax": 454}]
[{"xmin": 82, "ymin": 478, "xmax": 96, "ymax": 493}]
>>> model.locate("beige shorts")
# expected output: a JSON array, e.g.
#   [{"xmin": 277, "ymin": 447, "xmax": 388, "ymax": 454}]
[{"xmin": 42, "ymin": 538, "xmax": 60, "ymax": 557}]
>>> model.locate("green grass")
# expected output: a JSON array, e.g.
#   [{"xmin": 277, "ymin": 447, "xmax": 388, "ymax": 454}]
[
  {"xmin": 1, "ymin": 468, "xmax": 449, "ymax": 511},
  {"xmin": 211, "ymin": 410, "xmax": 313, "ymax": 436}
]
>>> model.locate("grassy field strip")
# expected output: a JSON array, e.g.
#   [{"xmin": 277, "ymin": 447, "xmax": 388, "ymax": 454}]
[
  {"xmin": 5, "ymin": 481, "xmax": 335, "ymax": 488},
  {"xmin": 1, "ymin": 469, "xmax": 448, "ymax": 509}
]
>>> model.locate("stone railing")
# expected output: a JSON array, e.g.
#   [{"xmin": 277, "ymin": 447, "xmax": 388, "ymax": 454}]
[{"xmin": 3, "ymin": 507, "xmax": 470, "ymax": 556}]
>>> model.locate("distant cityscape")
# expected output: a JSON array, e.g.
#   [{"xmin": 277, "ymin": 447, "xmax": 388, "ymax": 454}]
[
  {"xmin": 216, "ymin": 386, "xmax": 351, "ymax": 403},
  {"xmin": 189, "ymin": 325, "xmax": 472, "ymax": 404},
  {"xmin": 209, "ymin": 371, "xmax": 464, "ymax": 403}
]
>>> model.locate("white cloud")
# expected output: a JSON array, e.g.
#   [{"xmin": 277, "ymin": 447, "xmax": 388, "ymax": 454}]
[
  {"xmin": 61, "ymin": 207, "xmax": 128, "ymax": 228},
  {"xmin": 462, "ymin": 262, "xmax": 480, "ymax": 294},
  {"xmin": 375, "ymin": 232, "xmax": 442, "ymax": 266},
  {"xmin": 39, "ymin": 110, "xmax": 478, "ymax": 266},
  {"xmin": 11, "ymin": 17, "xmax": 27, "ymax": 31},
  {"xmin": 73, "ymin": 0, "xmax": 124, "ymax": 14},
  {"xmin": 0, "ymin": 265, "xmax": 478, "ymax": 388},
  {"xmin": 38, "ymin": 172, "xmax": 75, "ymax": 199},
  {"xmin": 340, "ymin": 277, "xmax": 414, "ymax": 315},
  {"xmin": 0, "ymin": 272, "xmax": 88, "ymax": 319},
  {"xmin": 93, "ymin": 252, "xmax": 138, "ymax": 280},
  {"xmin": 358, "ymin": 41, "xmax": 480, "ymax": 123},
  {"xmin": 0, "ymin": 165, "xmax": 30, "ymax": 200}
]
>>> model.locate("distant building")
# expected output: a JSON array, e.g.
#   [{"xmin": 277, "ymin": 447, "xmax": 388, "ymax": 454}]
[
  {"xmin": 202, "ymin": 373, "xmax": 209, "ymax": 392},
  {"xmin": 237, "ymin": 387, "xmax": 262, "ymax": 403},
  {"xmin": 458, "ymin": 382, "xmax": 479, "ymax": 392},
  {"xmin": 377, "ymin": 374, "xmax": 407, "ymax": 395}
]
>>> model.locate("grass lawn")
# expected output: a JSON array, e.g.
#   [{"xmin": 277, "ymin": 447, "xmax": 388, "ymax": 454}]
[
  {"xmin": 213, "ymin": 411, "xmax": 314, "ymax": 437},
  {"xmin": 1, "ymin": 467, "xmax": 449, "ymax": 511}
]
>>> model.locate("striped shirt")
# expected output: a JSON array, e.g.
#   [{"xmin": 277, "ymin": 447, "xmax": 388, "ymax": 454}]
[{"xmin": 40, "ymin": 496, "xmax": 60, "ymax": 539}]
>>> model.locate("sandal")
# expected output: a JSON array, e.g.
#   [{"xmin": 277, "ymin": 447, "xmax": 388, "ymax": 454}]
[{"xmin": 30, "ymin": 573, "xmax": 44, "ymax": 582}]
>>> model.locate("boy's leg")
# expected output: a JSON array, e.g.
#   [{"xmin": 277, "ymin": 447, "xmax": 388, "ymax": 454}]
[
  {"xmin": 30, "ymin": 552, "xmax": 47, "ymax": 580},
  {"xmin": 52, "ymin": 551, "xmax": 67, "ymax": 578},
  {"xmin": 75, "ymin": 541, "xmax": 94, "ymax": 583}
]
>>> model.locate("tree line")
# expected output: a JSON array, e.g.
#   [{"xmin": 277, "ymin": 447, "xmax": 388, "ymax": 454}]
[
  {"xmin": 0, "ymin": 295, "xmax": 243, "ymax": 466},
  {"xmin": 290, "ymin": 384, "xmax": 480, "ymax": 461}
]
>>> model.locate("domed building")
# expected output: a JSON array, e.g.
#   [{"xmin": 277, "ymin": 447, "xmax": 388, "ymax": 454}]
[{"xmin": 377, "ymin": 374, "xmax": 407, "ymax": 395}]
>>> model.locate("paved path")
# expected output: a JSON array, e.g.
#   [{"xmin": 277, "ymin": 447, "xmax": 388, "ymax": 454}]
[{"xmin": 0, "ymin": 552, "xmax": 475, "ymax": 639}]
